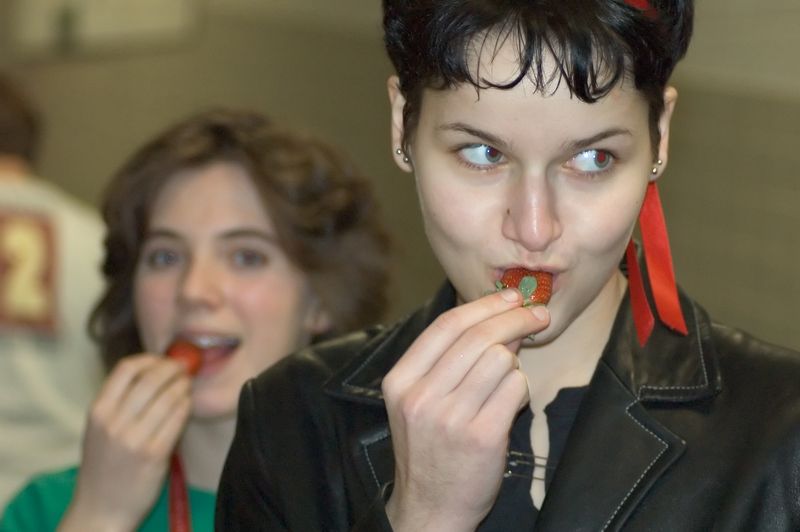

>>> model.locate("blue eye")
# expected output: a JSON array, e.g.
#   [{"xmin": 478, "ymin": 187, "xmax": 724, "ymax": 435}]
[
  {"xmin": 460, "ymin": 144, "xmax": 505, "ymax": 167},
  {"xmin": 231, "ymin": 249, "xmax": 268, "ymax": 268},
  {"xmin": 145, "ymin": 248, "xmax": 180, "ymax": 269},
  {"xmin": 571, "ymin": 149, "xmax": 614, "ymax": 173}
]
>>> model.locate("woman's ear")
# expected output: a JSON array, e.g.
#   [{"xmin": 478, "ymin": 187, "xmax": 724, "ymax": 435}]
[
  {"xmin": 304, "ymin": 296, "xmax": 332, "ymax": 336},
  {"xmin": 387, "ymin": 75, "xmax": 413, "ymax": 172},
  {"xmin": 652, "ymin": 86, "xmax": 678, "ymax": 181}
]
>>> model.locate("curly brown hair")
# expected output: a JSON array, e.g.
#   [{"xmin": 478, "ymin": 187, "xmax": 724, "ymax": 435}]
[{"xmin": 89, "ymin": 109, "xmax": 391, "ymax": 370}]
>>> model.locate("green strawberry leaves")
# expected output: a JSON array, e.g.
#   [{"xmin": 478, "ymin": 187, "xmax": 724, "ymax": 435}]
[{"xmin": 518, "ymin": 276, "xmax": 538, "ymax": 302}]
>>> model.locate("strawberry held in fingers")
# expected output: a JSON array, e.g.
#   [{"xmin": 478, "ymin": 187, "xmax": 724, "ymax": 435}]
[
  {"xmin": 166, "ymin": 340, "xmax": 203, "ymax": 376},
  {"xmin": 496, "ymin": 268, "xmax": 553, "ymax": 306}
]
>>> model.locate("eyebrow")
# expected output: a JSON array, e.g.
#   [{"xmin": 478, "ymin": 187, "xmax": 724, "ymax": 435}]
[
  {"xmin": 438, "ymin": 123, "xmax": 633, "ymax": 153},
  {"xmin": 144, "ymin": 227, "xmax": 278, "ymax": 243},
  {"xmin": 562, "ymin": 128, "xmax": 633, "ymax": 152},
  {"xmin": 437, "ymin": 122, "xmax": 512, "ymax": 151}
]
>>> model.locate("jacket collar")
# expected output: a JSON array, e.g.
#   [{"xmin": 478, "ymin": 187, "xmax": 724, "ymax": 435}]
[
  {"xmin": 601, "ymin": 288, "xmax": 722, "ymax": 403},
  {"xmin": 323, "ymin": 282, "xmax": 457, "ymax": 404},
  {"xmin": 326, "ymin": 281, "xmax": 724, "ymax": 527},
  {"xmin": 324, "ymin": 280, "xmax": 722, "ymax": 405}
]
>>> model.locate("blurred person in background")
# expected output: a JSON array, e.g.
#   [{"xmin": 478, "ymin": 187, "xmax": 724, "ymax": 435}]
[
  {"xmin": 0, "ymin": 73, "xmax": 104, "ymax": 506},
  {"xmin": 1, "ymin": 108, "xmax": 390, "ymax": 531}
]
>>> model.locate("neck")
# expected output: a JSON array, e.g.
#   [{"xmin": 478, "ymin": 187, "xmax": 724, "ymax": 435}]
[
  {"xmin": 519, "ymin": 270, "xmax": 627, "ymax": 410},
  {"xmin": 0, "ymin": 156, "xmax": 31, "ymax": 180},
  {"xmin": 178, "ymin": 414, "xmax": 237, "ymax": 492}
]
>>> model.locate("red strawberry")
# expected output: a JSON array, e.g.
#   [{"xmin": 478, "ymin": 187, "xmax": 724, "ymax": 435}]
[
  {"xmin": 167, "ymin": 340, "xmax": 203, "ymax": 376},
  {"xmin": 497, "ymin": 268, "xmax": 553, "ymax": 305}
]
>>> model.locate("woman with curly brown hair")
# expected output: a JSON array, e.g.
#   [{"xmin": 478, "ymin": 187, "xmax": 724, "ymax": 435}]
[{"xmin": 1, "ymin": 108, "xmax": 390, "ymax": 531}]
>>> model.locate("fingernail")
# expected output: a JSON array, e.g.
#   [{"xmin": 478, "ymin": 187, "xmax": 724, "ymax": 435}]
[
  {"xmin": 530, "ymin": 305, "xmax": 549, "ymax": 321},
  {"xmin": 499, "ymin": 288, "xmax": 519, "ymax": 302}
]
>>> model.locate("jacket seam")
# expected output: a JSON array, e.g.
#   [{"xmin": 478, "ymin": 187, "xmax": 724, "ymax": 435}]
[
  {"xmin": 638, "ymin": 300, "xmax": 710, "ymax": 398},
  {"xmin": 602, "ymin": 400, "xmax": 668, "ymax": 531},
  {"xmin": 362, "ymin": 429, "xmax": 392, "ymax": 489}
]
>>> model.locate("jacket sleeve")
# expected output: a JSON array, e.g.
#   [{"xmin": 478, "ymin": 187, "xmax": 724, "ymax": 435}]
[
  {"xmin": 712, "ymin": 405, "xmax": 800, "ymax": 531},
  {"xmin": 215, "ymin": 380, "xmax": 289, "ymax": 531}
]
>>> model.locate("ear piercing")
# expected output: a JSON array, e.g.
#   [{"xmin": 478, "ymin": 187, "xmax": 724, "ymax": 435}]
[
  {"xmin": 395, "ymin": 147, "xmax": 410, "ymax": 164},
  {"xmin": 651, "ymin": 159, "xmax": 663, "ymax": 175}
]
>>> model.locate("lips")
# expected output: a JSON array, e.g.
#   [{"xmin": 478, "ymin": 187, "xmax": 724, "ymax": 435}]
[{"xmin": 176, "ymin": 333, "xmax": 241, "ymax": 376}]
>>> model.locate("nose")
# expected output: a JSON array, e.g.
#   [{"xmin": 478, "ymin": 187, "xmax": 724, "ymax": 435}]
[
  {"xmin": 177, "ymin": 254, "xmax": 224, "ymax": 310},
  {"xmin": 501, "ymin": 176, "xmax": 562, "ymax": 252}
]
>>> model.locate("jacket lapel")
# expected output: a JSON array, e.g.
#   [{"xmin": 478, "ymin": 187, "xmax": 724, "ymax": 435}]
[
  {"xmin": 537, "ymin": 292, "xmax": 721, "ymax": 531},
  {"xmin": 534, "ymin": 361, "xmax": 686, "ymax": 531}
]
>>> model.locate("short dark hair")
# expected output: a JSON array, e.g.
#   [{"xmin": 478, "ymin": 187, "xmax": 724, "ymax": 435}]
[
  {"xmin": 0, "ymin": 74, "xmax": 41, "ymax": 163},
  {"xmin": 90, "ymin": 109, "xmax": 391, "ymax": 370},
  {"xmin": 383, "ymin": 0, "xmax": 693, "ymax": 153}
]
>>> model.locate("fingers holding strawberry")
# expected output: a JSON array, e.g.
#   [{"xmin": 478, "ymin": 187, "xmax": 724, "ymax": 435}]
[
  {"xmin": 382, "ymin": 289, "xmax": 549, "ymax": 531},
  {"xmin": 59, "ymin": 354, "xmax": 193, "ymax": 532},
  {"xmin": 166, "ymin": 339, "xmax": 203, "ymax": 376}
]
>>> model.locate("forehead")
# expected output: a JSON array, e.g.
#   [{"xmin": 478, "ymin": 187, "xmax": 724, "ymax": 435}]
[
  {"xmin": 420, "ymin": 61, "xmax": 649, "ymax": 152},
  {"xmin": 149, "ymin": 161, "xmax": 274, "ymax": 232}
]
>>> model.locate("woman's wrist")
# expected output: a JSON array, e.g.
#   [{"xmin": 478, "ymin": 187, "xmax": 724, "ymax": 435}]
[
  {"xmin": 385, "ymin": 493, "xmax": 476, "ymax": 532},
  {"xmin": 59, "ymin": 499, "xmax": 133, "ymax": 532}
]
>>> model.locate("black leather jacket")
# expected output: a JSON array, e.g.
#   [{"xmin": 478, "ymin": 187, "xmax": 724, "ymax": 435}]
[{"xmin": 216, "ymin": 282, "xmax": 800, "ymax": 531}]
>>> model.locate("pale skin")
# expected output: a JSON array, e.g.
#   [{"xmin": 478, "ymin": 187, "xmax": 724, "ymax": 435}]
[
  {"xmin": 383, "ymin": 40, "xmax": 676, "ymax": 530},
  {"xmin": 59, "ymin": 163, "xmax": 329, "ymax": 531}
]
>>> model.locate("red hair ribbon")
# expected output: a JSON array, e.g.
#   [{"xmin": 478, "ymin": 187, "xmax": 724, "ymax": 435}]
[
  {"xmin": 623, "ymin": 0, "xmax": 678, "ymax": 345},
  {"xmin": 625, "ymin": 0, "xmax": 652, "ymax": 9},
  {"xmin": 624, "ymin": 0, "xmax": 658, "ymax": 19},
  {"xmin": 627, "ymin": 182, "xmax": 688, "ymax": 346}
]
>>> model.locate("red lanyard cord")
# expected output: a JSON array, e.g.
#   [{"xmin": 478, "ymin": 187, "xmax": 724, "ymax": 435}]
[{"xmin": 169, "ymin": 453, "xmax": 191, "ymax": 532}]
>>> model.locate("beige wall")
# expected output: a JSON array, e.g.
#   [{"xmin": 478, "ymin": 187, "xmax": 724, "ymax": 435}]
[
  {"xmin": 663, "ymin": 86, "xmax": 800, "ymax": 349},
  {"xmin": 3, "ymin": 3, "xmax": 799, "ymax": 348}
]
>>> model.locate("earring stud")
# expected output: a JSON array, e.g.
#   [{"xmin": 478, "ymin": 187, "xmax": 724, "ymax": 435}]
[
  {"xmin": 395, "ymin": 147, "xmax": 410, "ymax": 164},
  {"xmin": 651, "ymin": 159, "xmax": 663, "ymax": 175}
]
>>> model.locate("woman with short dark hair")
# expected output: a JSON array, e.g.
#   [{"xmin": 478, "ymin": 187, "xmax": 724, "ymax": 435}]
[{"xmin": 216, "ymin": 1, "xmax": 800, "ymax": 530}]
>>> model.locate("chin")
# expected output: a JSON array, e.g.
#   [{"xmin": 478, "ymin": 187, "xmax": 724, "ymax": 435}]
[{"xmin": 190, "ymin": 391, "xmax": 238, "ymax": 421}]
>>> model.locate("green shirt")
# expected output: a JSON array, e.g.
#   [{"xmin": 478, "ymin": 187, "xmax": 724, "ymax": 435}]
[{"xmin": 0, "ymin": 467, "xmax": 215, "ymax": 532}]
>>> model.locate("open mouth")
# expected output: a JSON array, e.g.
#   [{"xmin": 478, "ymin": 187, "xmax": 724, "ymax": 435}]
[{"xmin": 181, "ymin": 334, "xmax": 241, "ymax": 375}]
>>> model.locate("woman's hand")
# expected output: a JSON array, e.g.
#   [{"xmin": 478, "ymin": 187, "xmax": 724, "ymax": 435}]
[
  {"xmin": 59, "ymin": 354, "xmax": 192, "ymax": 532},
  {"xmin": 382, "ymin": 289, "xmax": 549, "ymax": 532}
]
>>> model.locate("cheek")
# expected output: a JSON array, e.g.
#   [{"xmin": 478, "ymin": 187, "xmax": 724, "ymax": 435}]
[
  {"xmin": 233, "ymin": 278, "xmax": 311, "ymax": 352},
  {"xmin": 133, "ymin": 274, "xmax": 176, "ymax": 352},
  {"xmin": 572, "ymin": 185, "xmax": 645, "ymax": 256},
  {"xmin": 417, "ymin": 172, "xmax": 495, "ymax": 250}
]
